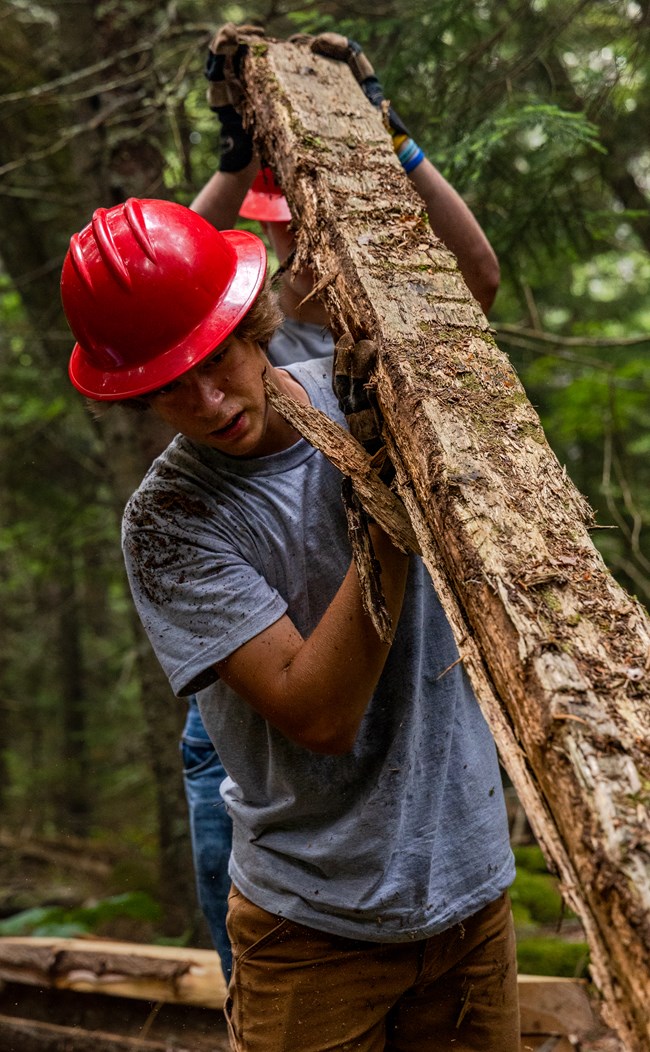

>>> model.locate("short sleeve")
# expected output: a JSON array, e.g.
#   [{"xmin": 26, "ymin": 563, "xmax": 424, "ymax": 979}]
[{"xmin": 122, "ymin": 489, "xmax": 288, "ymax": 697}]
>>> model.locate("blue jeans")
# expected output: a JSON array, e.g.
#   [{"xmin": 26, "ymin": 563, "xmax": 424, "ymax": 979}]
[{"xmin": 181, "ymin": 697, "xmax": 233, "ymax": 981}]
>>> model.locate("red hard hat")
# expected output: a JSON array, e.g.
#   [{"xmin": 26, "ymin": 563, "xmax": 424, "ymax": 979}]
[
  {"xmin": 239, "ymin": 167, "xmax": 291, "ymax": 223},
  {"xmin": 62, "ymin": 198, "xmax": 267, "ymax": 400}
]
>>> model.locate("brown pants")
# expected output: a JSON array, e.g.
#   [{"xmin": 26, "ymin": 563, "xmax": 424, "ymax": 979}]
[{"xmin": 225, "ymin": 886, "xmax": 520, "ymax": 1051}]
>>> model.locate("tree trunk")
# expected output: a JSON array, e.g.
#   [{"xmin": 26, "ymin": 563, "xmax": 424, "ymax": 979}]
[
  {"xmin": 234, "ymin": 34, "xmax": 650, "ymax": 1052},
  {"xmin": 56, "ymin": 551, "xmax": 91, "ymax": 837},
  {"xmin": 0, "ymin": 0, "xmax": 195, "ymax": 934}
]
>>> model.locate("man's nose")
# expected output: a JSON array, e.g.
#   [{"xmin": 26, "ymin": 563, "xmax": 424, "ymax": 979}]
[{"xmin": 191, "ymin": 374, "xmax": 225, "ymax": 413}]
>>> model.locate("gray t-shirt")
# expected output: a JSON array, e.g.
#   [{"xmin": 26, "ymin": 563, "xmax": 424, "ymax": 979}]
[
  {"xmin": 123, "ymin": 357, "xmax": 514, "ymax": 942},
  {"xmin": 267, "ymin": 316, "xmax": 334, "ymax": 366}
]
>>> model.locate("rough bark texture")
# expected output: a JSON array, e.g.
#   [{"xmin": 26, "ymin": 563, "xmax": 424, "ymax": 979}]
[
  {"xmin": 0, "ymin": 937, "xmax": 225, "ymax": 1009},
  {"xmin": 233, "ymin": 33, "xmax": 650, "ymax": 1051}
]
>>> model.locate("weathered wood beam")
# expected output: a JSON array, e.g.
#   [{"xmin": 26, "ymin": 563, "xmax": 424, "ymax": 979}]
[
  {"xmin": 232, "ymin": 32, "xmax": 650, "ymax": 1052},
  {"xmin": 0, "ymin": 936, "xmax": 226, "ymax": 1008},
  {"xmin": 517, "ymin": 974, "xmax": 595, "ymax": 1038}
]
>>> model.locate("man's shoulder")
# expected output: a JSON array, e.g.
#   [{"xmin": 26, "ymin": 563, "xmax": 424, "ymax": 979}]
[
  {"xmin": 123, "ymin": 437, "xmax": 210, "ymax": 525},
  {"xmin": 284, "ymin": 356, "xmax": 336, "ymax": 414}
]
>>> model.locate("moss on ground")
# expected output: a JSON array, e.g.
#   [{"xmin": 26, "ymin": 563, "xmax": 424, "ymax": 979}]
[
  {"xmin": 512, "ymin": 844, "xmax": 590, "ymax": 977},
  {"xmin": 516, "ymin": 935, "xmax": 590, "ymax": 978}
]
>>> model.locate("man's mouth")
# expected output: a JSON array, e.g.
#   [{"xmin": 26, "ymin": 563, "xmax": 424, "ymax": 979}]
[{"xmin": 211, "ymin": 410, "xmax": 245, "ymax": 439}]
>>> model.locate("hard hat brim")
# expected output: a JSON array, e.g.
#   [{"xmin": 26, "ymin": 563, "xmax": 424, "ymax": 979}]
[
  {"xmin": 68, "ymin": 229, "xmax": 268, "ymax": 401},
  {"xmin": 239, "ymin": 190, "xmax": 291, "ymax": 223}
]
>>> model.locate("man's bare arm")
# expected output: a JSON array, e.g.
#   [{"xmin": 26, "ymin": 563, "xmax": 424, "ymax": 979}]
[
  {"xmin": 190, "ymin": 158, "xmax": 259, "ymax": 228},
  {"xmin": 408, "ymin": 158, "xmax": 499, "ymax": 314},
  {"xmin": 215, "ymin": 528, "xmax": 408, "ymax": 755}
]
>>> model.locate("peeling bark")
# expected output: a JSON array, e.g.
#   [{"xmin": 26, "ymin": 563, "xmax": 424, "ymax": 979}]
[
  {"xmin": 0, "ymin": 937, "xmax": 225, "ymax": 1009},
  {"xmin": 263, "ymin": 374, "xmax": 418, "ymax": 554},
  {"xmin": 341, "ymin": 477, "xmax": 393, "ymax": 642},
  {"xmin": 234, "ymin": 33, "xmax": 650, "ymax": 1052}
]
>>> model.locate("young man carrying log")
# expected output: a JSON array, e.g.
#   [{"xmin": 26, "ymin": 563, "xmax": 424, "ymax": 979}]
[
  {"xmin": 180, "ymin": 26, "xmax": 503, "ymax": 986},
  {"xmin": 60, "ymin": 192, "xmax": 519, "ymax": 1049}
]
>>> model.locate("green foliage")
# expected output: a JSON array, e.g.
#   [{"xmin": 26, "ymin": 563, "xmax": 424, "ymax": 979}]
[
  {"xmin": 510, "ymin": 867, "xmax": 565, "ymax": 927},
  {"xmin": 513, "ymin": 844, "xmax": 551, "ymax": 875},
  {"xmin": 2, "ymin": 0, "xmax": 650, "ymax": 943},
  {"xmin": 516, "ymin": 935, "xmax": 590, "ymax": 978},
  {"xmin": 513, "ymin": 846, "xmax": 589, "ymax": 977},
  {"xmin": 0, "ymin": 892, "xmax": 161, "ymax": 938}
]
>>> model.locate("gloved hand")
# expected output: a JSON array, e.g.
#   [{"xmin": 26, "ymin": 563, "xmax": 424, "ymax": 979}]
[
  {"xmin": 305, "ymin": 33, "xmax": 425, "ymax": 173},
  {"xmin": 333, "ymin": 334, "xmax": 395, "ymax": 487},
  {"xmin": 205, "ymin": 22, "xmax": 265, "ymax": 172},
  {"xmin": 332, "ymin": 335, "xmax": 383, "ymax": 456},
  {"xmin": 308, "ymin": 33, "xmax": 411, "ymax": 139}
]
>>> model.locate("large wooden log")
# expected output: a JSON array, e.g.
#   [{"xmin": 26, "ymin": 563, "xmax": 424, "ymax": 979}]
[{"xmin": 230, "ymin": 32, "xmax": 650, "ymax": 1051}]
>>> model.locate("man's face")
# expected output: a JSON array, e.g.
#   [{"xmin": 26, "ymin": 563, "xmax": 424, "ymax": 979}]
[
  {"xmin": 147, "ymin": 337, "xmax": 289, "ymax": 458},
  {"xmin": 262, "ymin": 221, "xmax": 316, "ymax": 300}
]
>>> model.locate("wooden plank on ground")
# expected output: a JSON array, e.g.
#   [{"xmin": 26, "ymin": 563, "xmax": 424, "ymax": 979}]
[
  {"xmin": 0, "ymin": 981, "xmax": 230, "ymax": 1052},
  {"xmin": 1, "ymin": 937, "xmax": 626, "ymax": 1049},
  {"xmin": 0, "ymin": 1013, "xmax": 197, "ymax": 1052},
  {"xmin": 0, "ymin": 936, "xmax": 226, "ymax": 1008},
  {"xmin": 518, "ymin": 974, "xmax": 594, "ymax": 1035},
  {"xmin": 0, "ymin": 937, "xmax": 610, "ymax": 1041}
]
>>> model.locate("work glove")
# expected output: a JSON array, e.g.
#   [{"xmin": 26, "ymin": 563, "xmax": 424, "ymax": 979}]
[
  {"xmin": 205, "ymin": 22, "xmax": 265, "ymax": 172},
  {"xmin": 333, "ymin": 335, "xmax": 388, "ymax": 469},
  {"xmin": 307, "ymin": 33, "xmax": 412, "ymax": 140},
  {"xmin": 304, "ymin": 33, "xmax": 425, "ymax": 173},
  {"xmin": 335, "ymin": 337, "xmax": 398, "ymax": 640}
]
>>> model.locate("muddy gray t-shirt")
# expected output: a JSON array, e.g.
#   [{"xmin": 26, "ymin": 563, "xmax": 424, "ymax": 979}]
[
  {"xmin": 122, "ymin": 357, "xmax": 515, "ymax": 942},
  {"xmin": 268, "ymin": 316, "xmax": 334, "ymax": 365}
]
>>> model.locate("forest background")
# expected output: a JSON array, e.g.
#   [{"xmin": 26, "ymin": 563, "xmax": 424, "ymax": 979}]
[{"xmin": 0, "ymin": 0, "xmax": 648, "ymax": 966}]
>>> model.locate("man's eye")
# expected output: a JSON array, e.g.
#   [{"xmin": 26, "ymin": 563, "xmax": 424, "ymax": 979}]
[
  {"xmin": 152, "ymin": 380, "xmax": 180, "ymax": 397},
  {"xmin": 205, "ymin": 349, "xmax": 227, "ymax": 368}
]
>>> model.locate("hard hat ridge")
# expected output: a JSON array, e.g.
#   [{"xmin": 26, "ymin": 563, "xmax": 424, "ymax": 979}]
[{"xmin": 69, "ymin": 199, "xmax": 158, "ymax": 295}]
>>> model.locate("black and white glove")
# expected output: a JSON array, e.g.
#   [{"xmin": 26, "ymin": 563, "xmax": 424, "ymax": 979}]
[
  {"xmin": 333, "ymin": 335, "xmax": 385, "ymax": 459},
  {"xmin": 204, "ymin": 22, "xmax": 265, "ymax": 172},
  {"xmin": 308, "ymin": 33, "xmax": 411, "ymax": 138}
]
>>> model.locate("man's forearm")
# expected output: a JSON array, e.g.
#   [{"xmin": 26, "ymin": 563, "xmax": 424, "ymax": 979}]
[
  {"xmin": 281, "ymin": 530, "xmax": 409, "ymax": 753},
  {"xmin": 408, "ymin": 158, "xmax": 500, "ymax": 313},
  {"xmin": 190, "ymin": 159, "xmax": 260, "ymax": 228},
  {"xmin": 217, "ymin": 531, "xmax": 409, "ymax": 755}
]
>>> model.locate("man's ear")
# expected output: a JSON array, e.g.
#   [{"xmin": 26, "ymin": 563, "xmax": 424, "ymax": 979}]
[{"xmin": 85, "ymin": 395, "xmax": 150, "ymax": 417}]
